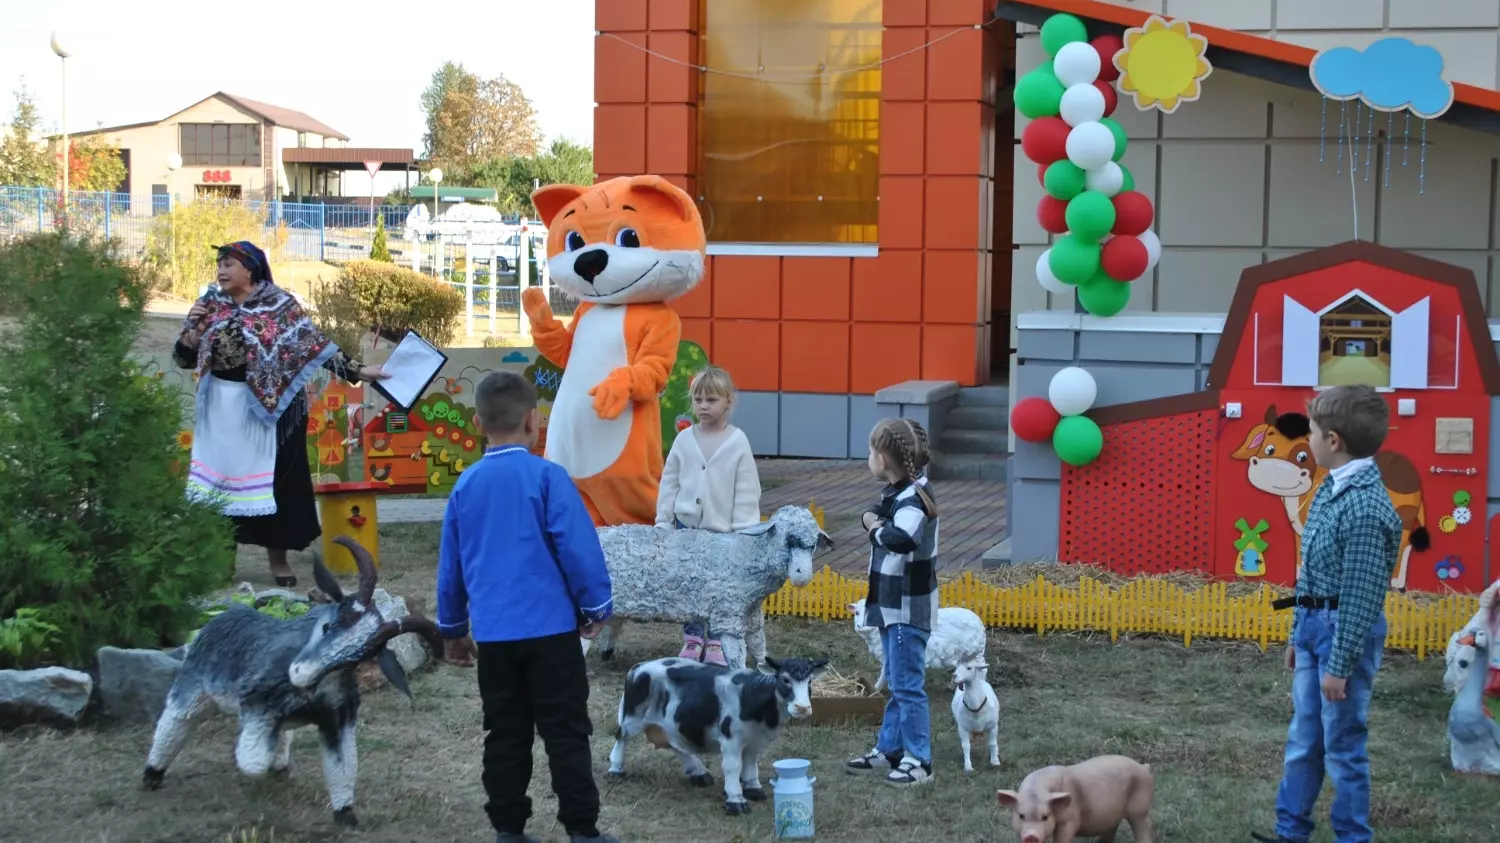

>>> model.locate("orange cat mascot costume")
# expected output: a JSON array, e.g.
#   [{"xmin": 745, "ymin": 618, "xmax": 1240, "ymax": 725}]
[{"xmin": 520, "ymin": 175, "xmax": 705, "ymax": 526}]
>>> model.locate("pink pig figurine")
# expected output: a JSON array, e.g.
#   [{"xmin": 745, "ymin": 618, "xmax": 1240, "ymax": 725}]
[{"xmin": 997, "ymin": 755, "xmax": 1155, "ymax": 843}]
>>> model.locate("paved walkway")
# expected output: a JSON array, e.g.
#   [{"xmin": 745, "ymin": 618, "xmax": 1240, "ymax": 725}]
[{"xmin": 376, "ymin": 459, "xmax": 1007, "ymax": 576}]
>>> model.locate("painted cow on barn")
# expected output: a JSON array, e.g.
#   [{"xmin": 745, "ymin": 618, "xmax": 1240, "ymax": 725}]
[{"xmin": 1230, "ymin": 405, "xmax": 1429, "ymax": 590}]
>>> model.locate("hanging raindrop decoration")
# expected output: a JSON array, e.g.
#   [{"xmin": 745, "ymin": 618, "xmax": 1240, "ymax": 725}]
[
  {"xmin": 1319, "ymin": 96, "xmax": 1327, "ymax": 163},
  {"xmin": 1310, "ymin": 37, "xmax": 1454, "ymax": 197},
  {"xmin": 1336, "ymin": 101, "xmax": 1347, "ymax": 175}
]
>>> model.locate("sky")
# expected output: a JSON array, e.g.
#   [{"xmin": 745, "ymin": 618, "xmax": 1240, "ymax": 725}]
[{"xmin": 0, "ymin": 0, "xmax": 597, "ymax": 154}]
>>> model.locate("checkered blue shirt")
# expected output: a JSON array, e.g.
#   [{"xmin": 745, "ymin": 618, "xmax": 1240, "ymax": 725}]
[
  {"xmin": 861, "ymin": 477, "xmax": 940, "ymax": 631},
  {"xmin": 1296, "ymin": 461, "xmax": 1404, "ymax": 678}
]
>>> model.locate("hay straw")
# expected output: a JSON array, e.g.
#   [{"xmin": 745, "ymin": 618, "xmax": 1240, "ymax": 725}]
[{"xmin": 812, "ymin": 664, "xmax": 870, "ymax": 698}]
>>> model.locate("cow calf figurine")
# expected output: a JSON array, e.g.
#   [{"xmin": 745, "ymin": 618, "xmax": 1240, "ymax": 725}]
[{"xmin": 998, "ymin": 755, "xmax": 1155, "ymax": 843}]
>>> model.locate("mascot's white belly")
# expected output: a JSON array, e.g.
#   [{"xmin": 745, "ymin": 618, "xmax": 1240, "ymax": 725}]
[{"xmin": 545, "ymin": 304, "xmax": 633, "ymax": 478}]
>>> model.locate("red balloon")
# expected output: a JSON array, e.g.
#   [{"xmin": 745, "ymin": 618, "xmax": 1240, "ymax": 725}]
[
  {"xmin": 1094, "ymin": 80, "xmax": 1118, "ymax": 117},
  {"xmin": 1101, "ymin": 235, "xmax": 1150, "ymax": 282},
  {"xmin": 1021, "ymin": 117, "xmax": 1071, "ymax": 165},
  {"xmin": 1037, "ymin": 196, "xmax": 1069, "ymax": 235},
  {"xmin": 1091, "ymin": 34, "xmax": 1125, "ymax": 82},
  {"xmin": 1111, "ymin": 191, "xmax": 1155, "ymax": 236},
  {"xmin": 1011, "ymin": 396, "xmax": 1062, "ymax": 444}
]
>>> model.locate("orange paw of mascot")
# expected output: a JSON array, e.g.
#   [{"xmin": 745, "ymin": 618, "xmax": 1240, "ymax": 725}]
[{"xmin": 520, "ymin": 175, "xmax": 705, "ymax": 527}]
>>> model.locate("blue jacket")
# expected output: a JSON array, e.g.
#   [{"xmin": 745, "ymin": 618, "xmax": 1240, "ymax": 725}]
[{"xmin": 436, "ymin": 445, "xmax": 614, "ymax": 642}]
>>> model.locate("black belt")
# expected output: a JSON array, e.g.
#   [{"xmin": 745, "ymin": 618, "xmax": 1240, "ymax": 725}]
[{"xmin": 1271, "ymin": 595, "xmax": 1339, "ymax": 611}]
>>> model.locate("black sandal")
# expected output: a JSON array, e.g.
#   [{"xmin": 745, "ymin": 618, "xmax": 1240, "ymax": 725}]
[{"xmin": 274, "ymin": 575, "xmax": 298, "ymax": 588}]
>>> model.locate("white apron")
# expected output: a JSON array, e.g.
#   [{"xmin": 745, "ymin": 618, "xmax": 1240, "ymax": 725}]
[{"xmin": 186, "ymin": 374, "xmax": 279, "ymax": 517}]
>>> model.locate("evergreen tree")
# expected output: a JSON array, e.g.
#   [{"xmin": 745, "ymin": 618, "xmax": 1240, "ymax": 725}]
[
  {"xmin": 371, "ymin": 213, "xmax": 393, "ymax": 262},
  {"xmin": 0, "ymin": 233, "xmax": 235, "ymax": 668}
]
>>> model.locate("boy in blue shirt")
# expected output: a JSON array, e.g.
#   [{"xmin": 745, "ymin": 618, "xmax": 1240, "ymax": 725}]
[{"xmin": 437, "ymin": 371, "xmax": 618, "ymax": 843}]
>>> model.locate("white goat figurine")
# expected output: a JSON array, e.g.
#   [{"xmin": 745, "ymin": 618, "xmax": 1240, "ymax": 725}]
[
  {"xmin": 846, "ymin": 599, "xmax": 987, "ymax": 692},
  {"xmin": 583, "ymin": 506, "xmax": 831, "ymax": 669},
  {"xmin": 141, "ymin": 537, "xmax": 443, "ymax": 827},
  {"xmin": 950, "ymin": 660, "xmax": 1000, "ymax": 775}
]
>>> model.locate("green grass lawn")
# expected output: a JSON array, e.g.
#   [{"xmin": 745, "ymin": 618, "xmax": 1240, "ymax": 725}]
[{"xmin": 1, "ymin": 524, "xmax": 1494, "ymax": 843}]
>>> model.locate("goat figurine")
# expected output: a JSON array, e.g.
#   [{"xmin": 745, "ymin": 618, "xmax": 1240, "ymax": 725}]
[{"xmin": 142, "ymin": 536, "xmax": 443, "ymax": 827}]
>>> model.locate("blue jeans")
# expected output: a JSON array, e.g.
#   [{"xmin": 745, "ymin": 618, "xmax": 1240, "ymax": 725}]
[
  {"xmin": 875, "ymin": 623, "xmax": 931, "ymax": 765},
  {"xmin": 1274, "ymin": 608, "xmax": 1386, "ymax": 843}
]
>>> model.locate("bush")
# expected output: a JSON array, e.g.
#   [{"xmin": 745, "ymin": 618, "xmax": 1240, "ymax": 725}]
[
  {"xmin": 371, "ymin": 214, "xmax": 392, "ymax": 263},
  {"xmin": 310, "ymin": 260, "xmax": 464, "ymax": 352},
  {"xmin": 143, "ymin": 200, "xmax": 284, "ymax": 300},
  {"xmin": 0, "ymin": 232, "xmax": 236, "ymax": 669}
]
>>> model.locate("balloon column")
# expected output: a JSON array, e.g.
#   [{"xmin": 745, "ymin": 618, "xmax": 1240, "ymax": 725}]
[
  {"xmin": 1017, "ymin": 13, "xmax": 1161, "ymax": 316},
  {"xmin": 1010, "ymin": 366, "xmax": 1105, "ymax": 467}
]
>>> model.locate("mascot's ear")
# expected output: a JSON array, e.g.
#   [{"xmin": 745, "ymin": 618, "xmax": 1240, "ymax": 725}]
[
  {"xmin": 532, "ymin": 184, "xmax": 588, "ymax": 228},
  {"xmin": 626, "ymin": 174, "xmax": 696, "ymax": 223}
]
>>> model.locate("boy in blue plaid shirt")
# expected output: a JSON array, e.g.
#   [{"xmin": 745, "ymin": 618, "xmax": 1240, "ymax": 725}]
[{"xmin": 1253, "ymin": 385, "xmax": 1404, "ymax": 843}]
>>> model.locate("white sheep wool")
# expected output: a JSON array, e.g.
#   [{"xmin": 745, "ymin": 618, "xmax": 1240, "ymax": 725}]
[
  {"xmin": 1036, "ymin": 248, "xmax": 1073, "ymax": 295},
  {"xmin": 1084, "ymin": 161, "xmax": 1124, "ymax": 196},
  {"xmin": 1065, "ymin": 121, "xmax": 1115, "ymax": 170},
  {"xmin": 1059, "ymin": 83, "xmax": 1106, "ymax": 127},
  {"xmin": 1053, "ymin": 40, "xmax": 1102, "ymax": 87},
  {"xmin": 1048, "ymin": 366, "xmax": 1098, "ymax": 417}
]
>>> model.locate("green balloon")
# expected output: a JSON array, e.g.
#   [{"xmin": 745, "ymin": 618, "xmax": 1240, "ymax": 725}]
[
  {"xmin": 1040, "ymin": 13, "xmax": 1089, "ymax": 58},
  {"xmin": 1065, "ymin": 192, "xmax": 1116, "ymax": 241},
  {"xmin": 1015, "ymin": 69, "xmax": 1065, "ymax": 119},
  {"xmin": 1078, "ymin": 273, "xmax": 1132, "ymax": 317},
  {"xmin": 1048, "ymin": 234, "xmax": 1101, "ymax": 285},
  {"xmin": 1053, "ymin": 414, "xmax": 1104, "ymax": 467},
  {"xmin": 1100, "ymin": 117, "xmax": 1128, "ymax": 162},
  {"xmin": 1119, "ymin": 165, "xmax": 1135, "ymax": 193},
  {"xmin": 1043, "ymin": 160, "xmax": 1086, "ymax": 201}
]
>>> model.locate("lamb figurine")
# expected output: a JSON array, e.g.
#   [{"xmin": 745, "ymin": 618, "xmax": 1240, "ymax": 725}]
[
  {"xmin": 950, "ymin": 660, "xmax": 1001, "ymax": 775},
  {"xmin": 846, "ymin": 599, "xmax": 986, "ymax": 692},
  {"xmin": 141, "ymin": 536, "xmax": 443, "ymax": 827},
  {"xmin": 582, "ymin": 505, "xmax": 831, "ymax": 670}
]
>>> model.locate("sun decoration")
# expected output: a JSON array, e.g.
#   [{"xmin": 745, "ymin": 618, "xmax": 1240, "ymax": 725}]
[{"xmin": 1115, "ymin": 15, "xmax": 1212, "ymax": 114}]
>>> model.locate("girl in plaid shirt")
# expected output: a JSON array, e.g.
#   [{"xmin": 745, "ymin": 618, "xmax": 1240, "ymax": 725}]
[{"xmin": 844, "ymin": 418, "xmax": 941, "ymax": 788}]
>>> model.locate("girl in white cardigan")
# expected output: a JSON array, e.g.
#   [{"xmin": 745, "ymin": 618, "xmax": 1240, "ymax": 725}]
[{"xmin": 656, "ymin": 366, "xmax": 763, "ymax": 666}]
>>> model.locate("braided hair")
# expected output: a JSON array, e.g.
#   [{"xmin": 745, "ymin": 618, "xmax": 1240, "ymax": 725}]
[{"xmin": 869, "ymin": 418, "xmax": 938, "ymax": 518}]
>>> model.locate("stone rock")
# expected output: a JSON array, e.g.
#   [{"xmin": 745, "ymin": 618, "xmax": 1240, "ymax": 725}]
[
  {"xmin": 96, "ymin": 646, "xmax": 183, "ymax": 723},
  {"xmin": 372, "ymin": 588, "xmax": 429, "ymax": 677},
  {"xmin": 0, "ymin": 666, "xmax": 93, "ymax": 727}
]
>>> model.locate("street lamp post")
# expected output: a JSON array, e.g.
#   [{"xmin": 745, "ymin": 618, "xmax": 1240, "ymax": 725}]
[
  {"xmin": 427, "ymin": 168, "xmax": 443, "ymax": 278},
  {"xmin": 50, "ymin": 31, "xmax": 72, "ymax": 216},
  {"xmin": 166, "ymin": 153, "xmax": 181, "ymax": 289}
]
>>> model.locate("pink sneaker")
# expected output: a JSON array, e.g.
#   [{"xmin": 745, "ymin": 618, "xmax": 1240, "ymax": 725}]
[
  {"xmin": 678, "ymin": 635, "xmax": 704, "ymax": 661},
  {"xmin": 703, "ymin": 639, "xmax": 728, "ymax": 667}
]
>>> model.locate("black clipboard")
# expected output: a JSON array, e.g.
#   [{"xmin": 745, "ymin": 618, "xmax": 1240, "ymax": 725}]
[{"xmin": 368, "ymin": 330, "xmax": 449, "ymax": 412}]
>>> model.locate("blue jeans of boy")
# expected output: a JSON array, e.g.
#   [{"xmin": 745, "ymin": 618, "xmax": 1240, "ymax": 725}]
[
  {"xmin": 1274, "ymin": 608, "xmax": 1386, "ymax": 843},
  {"xmin": 875, "ymin": 623, "xmax": 931, "ymax": 765}
]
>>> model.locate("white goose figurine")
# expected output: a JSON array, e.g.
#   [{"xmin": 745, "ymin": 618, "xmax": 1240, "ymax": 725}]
[{"xmin": 1448, "ymin": 596, "xmax": 1500, "ymax": 777}]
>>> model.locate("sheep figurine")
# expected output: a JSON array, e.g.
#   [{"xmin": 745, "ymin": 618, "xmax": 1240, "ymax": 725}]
[
  {"xmin": 950, "ymin": 660, "xmax": 1000, "ymax": 775},
  {"xmin": 141, "ymin": 536, "xmax": 443, "ymax": 827},
  {"xmin": 583, "ymin": 505, "xmax": 831, "ymax": 670},
  {"xmin": 846, "ymin": 599, "xmax": 987, "ymax": 692}
]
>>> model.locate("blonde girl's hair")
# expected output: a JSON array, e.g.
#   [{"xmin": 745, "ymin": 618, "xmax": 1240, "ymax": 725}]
[
  {"xmin": 869, "ymin": 418, "xmax": 938, "ymax": 518},
  {"xmin": 690, "ymin": 366, "xmax": 736, "ymax": 401}
]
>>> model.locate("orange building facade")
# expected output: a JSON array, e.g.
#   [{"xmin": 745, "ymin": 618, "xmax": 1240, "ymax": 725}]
[{"xmin": 593, "ymin": 0, "xmax": 1015, "ymax": 457}]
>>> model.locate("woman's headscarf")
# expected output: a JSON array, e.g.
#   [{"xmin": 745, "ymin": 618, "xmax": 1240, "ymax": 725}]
[{"xmin": 183, "ymin": 240, "xmax": 339, "ymax": 425}]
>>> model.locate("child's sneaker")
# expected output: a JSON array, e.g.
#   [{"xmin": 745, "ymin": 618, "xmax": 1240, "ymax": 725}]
[
  {"xmin": 678, "ymin": 635, "xmax": 704, "ymax": 661},
  {"xmin": 883, "ymin": 757, "xmax": 934, "ymax": 788},
  {"xmin": 844, "ymin": 748, "xmax": 899, "ymax": 775},
  {"xmin": 703, "ymin": 639, "xmax": 728, "ymax": 667}
]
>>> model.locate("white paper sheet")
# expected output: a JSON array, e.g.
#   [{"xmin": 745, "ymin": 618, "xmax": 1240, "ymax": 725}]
[{"xmin": 374, "ymin": 331, "xmax": 446, "ymax": 410}]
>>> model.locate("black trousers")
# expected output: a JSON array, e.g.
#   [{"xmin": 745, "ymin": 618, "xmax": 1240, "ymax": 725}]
[{"xmin": 477, "ymin": 631, "xmax": 600, "ymax": 836}]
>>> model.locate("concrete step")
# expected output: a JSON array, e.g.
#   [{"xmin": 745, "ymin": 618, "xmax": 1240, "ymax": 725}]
[
  {"xmin": 956, "ymin": 385, "xmax": 1010, "ymax": 408},
  {"xmin": 945, "ymin": 405, "xmax": 1009, "ymax": 430},
  {"xmin": 980, "ymin": 537, "xmax": 1013, "ymax": 569},
  {"xmin": 930, "ymin": 451, "xmax": 1007, "ymax": 482},
  {"xmin": 939, "ymin": 427, "xmax": 1008, "ymax": 455}
]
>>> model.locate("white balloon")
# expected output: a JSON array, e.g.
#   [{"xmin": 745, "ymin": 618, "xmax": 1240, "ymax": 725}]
[
  {"xmin": 1140, "ymin": 228, "xmax": 1162, "ymax": 270},
  {"xmin": 1084, "ymin": 161, "xmax": 1124, "ymax": 196},
  {"xmin": 1049, "ymin": 366, "xmax": 1098, "ymax": 417},
  {"xmin": 1054, "ymin": 42, "xmax": 1102, "ymax": 87},
  {"xmin": 1065, "ymin": 122, "xmax": 1115, "ymax": 171},
  {"xmin": 1059, "ymin": 83, "xmax": 1106, "ymax": 127},
  {"xmin": 1036, "ymin": 249, "xmax": 1072, "ymax": 295}
]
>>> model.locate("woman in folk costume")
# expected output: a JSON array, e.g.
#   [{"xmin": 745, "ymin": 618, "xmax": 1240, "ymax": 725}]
[{"xmin": 173, "ymin": 241, "xmax": 388, "ymax": 586}]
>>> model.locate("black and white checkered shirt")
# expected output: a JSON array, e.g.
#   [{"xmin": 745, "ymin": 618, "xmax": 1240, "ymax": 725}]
[{"xmin": 861, "ymin": 476, "xmax": 940, "ymax": 632}]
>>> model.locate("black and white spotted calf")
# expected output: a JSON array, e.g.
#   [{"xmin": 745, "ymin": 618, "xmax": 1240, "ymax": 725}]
[{"xmin": 606, "ymin": 655, "xmax": 829, "ymax": 814}]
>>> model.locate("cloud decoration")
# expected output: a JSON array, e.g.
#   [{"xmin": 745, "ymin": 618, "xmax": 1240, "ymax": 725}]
[
  {"xmin": 501, "ymin": 350, "xmax": 529, "ymax": 363},
  {"xmin": 1310, "ymin": 37, "xmax": 1454, "ymax": 119}
]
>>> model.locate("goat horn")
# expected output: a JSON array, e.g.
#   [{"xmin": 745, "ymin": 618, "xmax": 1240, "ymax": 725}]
[
  {"xmin": 368, "ymin": 614, "xmax": 444, "ymax": 661},
  {"xmin": 333, "ymin": 535, "xmax": 378, "ymax": 607}
]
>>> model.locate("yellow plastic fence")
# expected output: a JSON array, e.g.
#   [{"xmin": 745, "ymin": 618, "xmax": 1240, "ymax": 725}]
[{"xmin": 763, "ymin": 568, "xmax": 1480, "ymax": 661}]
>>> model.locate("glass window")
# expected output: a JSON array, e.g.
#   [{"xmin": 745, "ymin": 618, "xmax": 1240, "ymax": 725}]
[
  {"xmin": 698, "ymin": 0, "xmax": 882, "ymax": 245},
  {"xmin": 178, "ymin": 124, "xmax": 262, "ymax": 167}
]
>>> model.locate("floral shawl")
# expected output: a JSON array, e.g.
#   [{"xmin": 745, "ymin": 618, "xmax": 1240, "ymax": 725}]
[{"xmin": 184, "ymin": 280, "xmax": 338, "ymax": 426}]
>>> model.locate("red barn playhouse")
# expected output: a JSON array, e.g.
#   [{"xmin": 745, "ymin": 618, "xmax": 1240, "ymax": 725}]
[{"xmin": 1034, "ymin": 242, "xmax": 1497, "ymax": 594}]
